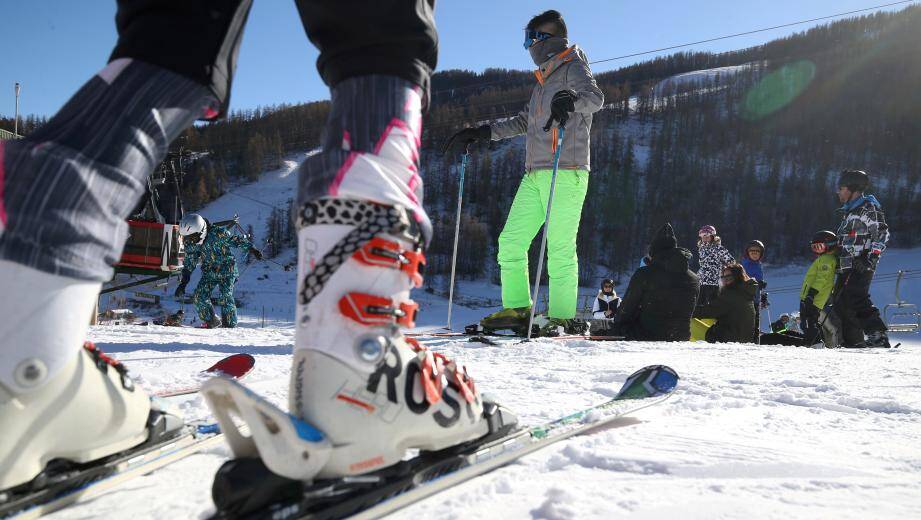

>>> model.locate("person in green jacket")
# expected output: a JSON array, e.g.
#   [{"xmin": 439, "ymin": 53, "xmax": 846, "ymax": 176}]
[
  {"xmin": 800, "ymin": 230, "xmax": 843, "ymax": 347},
  {"xmin": 442, "ymin": 10, "xmax": 603, "ymax": 334}
]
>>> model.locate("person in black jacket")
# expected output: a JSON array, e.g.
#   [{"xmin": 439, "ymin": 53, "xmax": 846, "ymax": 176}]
[
  {"xmin": 694, "ymin": 263, "xmax": 759, "ymax": 343},
  {"xmin": 614, "ymin": 223, "xmax": 700, "ymax": 341}
]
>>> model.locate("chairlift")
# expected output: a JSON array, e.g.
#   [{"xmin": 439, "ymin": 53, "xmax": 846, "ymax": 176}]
[{"xmin": 883, "ymin": 270, "xmax": 920, "ymax": 333}]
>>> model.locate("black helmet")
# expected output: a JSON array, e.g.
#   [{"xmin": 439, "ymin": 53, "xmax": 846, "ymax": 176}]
[
  {"xmin": 745, "ymin": 240, "xmax": 765, "ymax": 256},
  {"xmin": 837, "ymin": 169, "xmax": 869, "ymax": 192},
  {"xmin": 811, "ymin": 230, "xmax": 838, "ymax": 253},
  {"xmin": 811, "ymin": 230, "xmax": 837, "ymax": 245},
  {"xmin": 601, "ymin": 278, "xmax": 615, "ymax": 287}
]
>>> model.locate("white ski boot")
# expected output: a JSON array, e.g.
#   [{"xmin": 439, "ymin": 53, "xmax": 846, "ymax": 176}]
[
  {"xmin": 0, "ymin": 260, "xmax": 181, "ymax": 490},
  {"xmin": 203, "ymin": 199, "xmax": 517, "ymax": 481}
]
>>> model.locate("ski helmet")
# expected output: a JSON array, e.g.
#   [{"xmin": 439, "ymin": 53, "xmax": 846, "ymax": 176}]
[
  {"xmin": 601, "ymin": 278, "xmax": 615, "ymax": 290},
  {"xmin": 179, "ymin": 213, "xmax": 207, "ymax": 245},
  {"xmin": 810, "ymin": 230, "xmax": 837, "ymax": 254},
  {"xmin": 745, "ymin": 240, "xmax": 765, "ymax": 257},
  {"xmin": 837, "ymin": 169, "xmax": 869, "ymax": 192},
  {"xmin": 698, "ymin": 225, "xmax": 716, "ymax": 236}
]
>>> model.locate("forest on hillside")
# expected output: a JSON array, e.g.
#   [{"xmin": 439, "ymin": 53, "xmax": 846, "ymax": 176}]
[{"xmin": 3, "ymin": 7, "xmax": 920, "ymax": 285}]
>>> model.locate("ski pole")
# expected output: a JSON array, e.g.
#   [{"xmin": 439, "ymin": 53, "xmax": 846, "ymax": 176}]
[
  {"xmin": 526, "ymin": 123, "xmax": 566, "ymax": 340},
  {"xmin": 446, "ymin": 150, "xmax": 469, "ymax": 330}
]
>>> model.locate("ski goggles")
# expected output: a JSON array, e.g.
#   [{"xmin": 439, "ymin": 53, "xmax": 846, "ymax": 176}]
[{"xmin": 523, "ymin": 29, "xmax": 554, "ymax": 49}]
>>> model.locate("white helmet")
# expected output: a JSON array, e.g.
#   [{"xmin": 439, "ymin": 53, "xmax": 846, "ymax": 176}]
[{"xmin": 179, "ymin": 214, "xmax": 207, "ymax": 245}]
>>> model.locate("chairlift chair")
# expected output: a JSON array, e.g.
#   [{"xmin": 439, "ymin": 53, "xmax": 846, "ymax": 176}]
[{"xmin": 883, "ymin": 270, "xmax": 920, "ymax": 333}]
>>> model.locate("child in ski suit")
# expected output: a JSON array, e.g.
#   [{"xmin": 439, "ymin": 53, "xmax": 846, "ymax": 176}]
[
  {"xmin": 443, "ymin": 10, "xmax": 604, "ymax": 334},
  {"xmin": 175, "ymin": 217, "xmax": 255, "ymax": 328},
  {"xmin": 834, "ymin": 169, "xmax": 891, "ymax": 347},
  {"xmin": 800, "ymin": 231, "xmax": 842, "ymax": 347},
  {"xmin": 696, "ymin": 225, "xmax": 735, "ymax": 306},
  {"xmin": 739, "ymin": 239, "xmax": 766, "ymax": 339}
]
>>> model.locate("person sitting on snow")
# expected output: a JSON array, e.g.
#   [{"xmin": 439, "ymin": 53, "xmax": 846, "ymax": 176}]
[
  {"xmin": 693, "ymin": 263, "xmax": 758, "ymax": 343},
  {"xmin": 614, "ymin": 223, "xmax": 700, "ymax": 341},
  {"xmin": 592, "ymin": 279, "xmax": 620, "ymax": 320},
  {"xmin": 175, "ymin": 214, "xmax": 263, "ymax": 328},
  {"xmin": 771, "ymin": 314, "xmax": 791, "ymax": 333}
]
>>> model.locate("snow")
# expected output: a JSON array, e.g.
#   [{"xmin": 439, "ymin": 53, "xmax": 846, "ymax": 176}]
[
  {"xmin": 651, "ymin": 63, "xmax": 757, "ymax": 97},
  {"xmin": 55, "ymin": 139, "xmax": 921, "ymax": 519}
]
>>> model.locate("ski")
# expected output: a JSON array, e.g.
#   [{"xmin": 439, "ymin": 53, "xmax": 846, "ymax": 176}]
[
  {"xmin": 155, "ymin": 353, "xmax": 256, "ymax": 398},
  {"xmin": 209, "ymin": 364, "xmax": 678, "ymax": 520},
  {"xmin": 0, "ymin": 423, "xmax": 239, "ymax": 519}
]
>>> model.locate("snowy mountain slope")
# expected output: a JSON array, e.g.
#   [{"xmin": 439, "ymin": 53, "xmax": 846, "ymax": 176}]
[{"xmin": 651, "ymin": 63, "xmax": 757, "ymax": 97}]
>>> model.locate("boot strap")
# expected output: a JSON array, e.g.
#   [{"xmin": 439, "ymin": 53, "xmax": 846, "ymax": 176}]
[
  {"xmin": 298, "ymin": 199, "xmax": 422, "ymax": 306},
  {"xmin": 353, "ymin": 237, "xmax": 425, "ymax": 288},
  {"xmin": 83, "ymin": 342, "xmax": 135, "ymax": 391},
  {"xmin": 339, "ymin": 292, "xmax": 418, "ymax": 329}
]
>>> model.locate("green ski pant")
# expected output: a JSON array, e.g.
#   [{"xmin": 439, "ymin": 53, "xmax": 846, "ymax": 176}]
[{"xmin": 497, "ymin": 169, "xmax": 589, "ymax": 319}]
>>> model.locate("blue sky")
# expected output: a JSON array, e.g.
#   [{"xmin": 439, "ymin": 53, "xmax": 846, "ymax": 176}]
[{"xmin": 1, "ymin": 0, "xmax": 915, "ymax": 118}]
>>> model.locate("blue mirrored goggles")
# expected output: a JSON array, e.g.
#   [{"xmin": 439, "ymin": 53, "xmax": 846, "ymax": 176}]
[{"xmin": 523, "ymin": 29, "xmax": 554, "ymax": 49}]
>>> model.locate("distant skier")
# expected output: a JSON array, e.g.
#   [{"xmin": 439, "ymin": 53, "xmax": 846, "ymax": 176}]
[
  {"xmin": 799, "ymin": 230, "xmax": 843, "ymax": 347},
  {"xmin": 443, "ymin": 9, "xmax": 603, "ymax": 336},
  {"xmin": 0, "ymin": 0, "xmax": 518, "ymax": 495},
  {"xmin": 833, "ymin": 169, "xmax": 891, "ymax": 348},
  {"xmin": 591, "ymin": 279, "xmax": 620, "ymax": 320},
  {"xmin": 693, "ymin": 263, "xmax": 759, "ymax": 343},
  {"xmin": 614, "ymin": 223, "xmax": 700, "ymax": 341},
  {"xmin": 696, "ymin": 225, "xmax": 735, "ymax": 306},
  {"xmin": 174, "ymin": 213, "xmax": 262, "ymax": 328}
]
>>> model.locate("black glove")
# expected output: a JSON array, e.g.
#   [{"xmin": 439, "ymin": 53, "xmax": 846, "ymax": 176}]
[
  {"xmin": 441, "ymin": 125, "xmax": 490, "ymax": 157},
  {"xmin": 800, "ymin": 299, "xmax": 818, "ymax": 320},
  {"xmin": 249, "ymin": 247, "xmax": 264, "ymax": 261},
  {"xmin": 543, "ymin": 89, "xmax": 577, "ymax": 131},
  {"xmin": 174, "ymin": 283, "xmax": 187, "ymax": 298},
  {"xmin": 758, "ymin": 280, "xmax": 767, "ymax": 289},
  {"xmin": 760, "ymin": 291, "xmax": 769, "ymax": 308}
]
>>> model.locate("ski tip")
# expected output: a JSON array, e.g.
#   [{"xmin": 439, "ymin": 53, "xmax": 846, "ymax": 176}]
[
  {"xmin": 617, "ymin": 365, "xmax": 679, "ymax": 399},
  {"xmin": 204, "ymin": 353, "xmax": 256, "ymax": 378},
  {"xmin": 197, "ymin": 423, "xmax": 221, "ymax": 435}
]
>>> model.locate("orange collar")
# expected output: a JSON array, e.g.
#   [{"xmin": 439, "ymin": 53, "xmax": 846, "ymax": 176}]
[{"xmin": 534, "ymin": 46, "xmax": 576, "ymax": 85}]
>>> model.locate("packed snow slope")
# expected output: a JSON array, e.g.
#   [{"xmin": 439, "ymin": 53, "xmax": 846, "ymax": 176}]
[
  {"xmin": 69, "ymin": 328, "xmax": 921, "ymax": 520},
  {"xmin": 71, "ymin": 143, "xmax": 921, "ymax": 519}
]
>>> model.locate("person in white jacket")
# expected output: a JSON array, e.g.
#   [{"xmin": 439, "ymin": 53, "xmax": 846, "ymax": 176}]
[{"xmin": 592, "ymin": 279, "xmax": 620, "ymax": 319}]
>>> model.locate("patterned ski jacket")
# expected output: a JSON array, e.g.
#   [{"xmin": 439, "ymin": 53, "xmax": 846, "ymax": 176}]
[
  {"xmin": 697, "ymin": 237, "xmax": 735, "ymax": 287},
  {"xmin": 800, "ymin": 253, "xmax": 837, "ymax": 309},
  {"xmin": 181, "ymin": 225, "xmax": 253, "ymax": 282},
  {"xmin": 836, "ymin": 194, "xmax": 889, "ymax": 272},
  {"xmin": 489, "ymin": 41, "xmax": 604, "ymax": 172}
]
